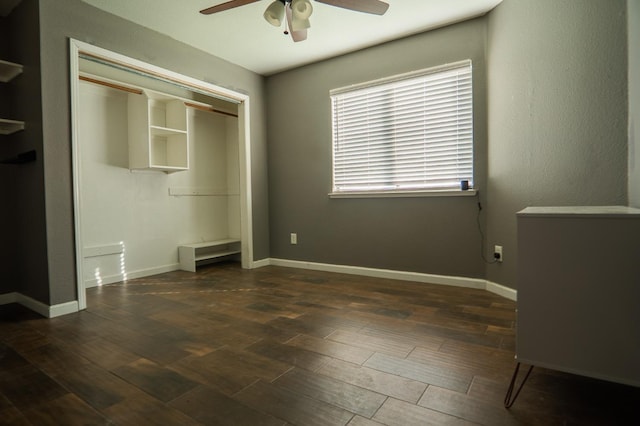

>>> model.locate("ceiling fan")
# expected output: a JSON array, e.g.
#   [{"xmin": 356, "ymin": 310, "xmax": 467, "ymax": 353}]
[{"xmin": 200, "ymin": 0, "xmax": 390, "ymax": 42}]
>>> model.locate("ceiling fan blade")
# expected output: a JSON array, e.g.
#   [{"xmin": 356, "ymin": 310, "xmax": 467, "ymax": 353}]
[
  {"xmin": 200, "ymin": 0, "xmax": 260, "ymax": 15},
  {"xmin": 315, "ymin": 0, "xmax": 389, "ymax": 15},
  {"xmin": 285, "ymin": 4, "xmax": 308, "ymax": 42}
]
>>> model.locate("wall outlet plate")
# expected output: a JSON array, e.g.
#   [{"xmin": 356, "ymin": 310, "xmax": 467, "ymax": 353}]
[
  {"xmin": 494, "ymin": 245, "xmax": 503, "ymax": 262},
  {"xmin": 290, "ymin": 233, "xmax": 297, "ymax": 245}
]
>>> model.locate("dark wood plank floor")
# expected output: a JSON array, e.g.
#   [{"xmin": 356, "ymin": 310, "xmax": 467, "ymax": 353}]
[{"xmin": 1, "ymin": 262, "xmax": 639, "ymax": 425}]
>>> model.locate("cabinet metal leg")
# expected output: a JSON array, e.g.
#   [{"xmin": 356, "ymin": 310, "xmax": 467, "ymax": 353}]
[{"xmin": 504, "ymin": 362, "xmax": 534, "ymax": 408}]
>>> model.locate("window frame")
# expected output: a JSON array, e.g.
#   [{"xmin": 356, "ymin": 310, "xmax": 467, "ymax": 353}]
[{"xmin": 329, "ymin": 60, "xmax": 475, "ymax": 198}]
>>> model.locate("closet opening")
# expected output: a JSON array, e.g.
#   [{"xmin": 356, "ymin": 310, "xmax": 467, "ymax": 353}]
[{"xmin": 69, "ymin": 39, "xmax": 254, "ymax": 310}]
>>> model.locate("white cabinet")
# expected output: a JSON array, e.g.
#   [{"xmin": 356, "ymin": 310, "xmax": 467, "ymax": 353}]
[
  {"xmin": 0, "ymin": 59, "xmax": 25, "ymax": 135},
  {"xmin": 128, "ymin": 90, "xmax": 189, "ymax": 172},
  {"xmin": 517, "ymin": 206, "xmax": 640, "ymax": 387}
]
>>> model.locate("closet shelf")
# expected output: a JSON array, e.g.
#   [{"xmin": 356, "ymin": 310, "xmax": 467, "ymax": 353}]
[
  {"xmin": 178, "ymin": 239, "xmax": 241, "ymax": 272},
  {"xmin": 0, "ymin": 59, "xmax": 23, "ymax": 82},
  {"xmin": 0, "ymin": 118, "xmax": 25, "ymax": 135}
]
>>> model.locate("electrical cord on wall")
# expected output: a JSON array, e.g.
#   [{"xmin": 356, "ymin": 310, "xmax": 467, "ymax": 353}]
[{"xmin": 476, "ymin": 192, "xmax": 498, "ymax": 264}]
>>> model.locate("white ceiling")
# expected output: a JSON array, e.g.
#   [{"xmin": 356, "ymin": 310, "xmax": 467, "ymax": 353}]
[{"xmin": 78, "ymin": 0, "xmax": 502, "ymax": 76}]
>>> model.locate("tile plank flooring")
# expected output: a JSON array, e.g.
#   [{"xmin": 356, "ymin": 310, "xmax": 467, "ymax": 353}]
[{"xmin": 1, "ymin": 263, "xmax": 639, "ymax": 425}]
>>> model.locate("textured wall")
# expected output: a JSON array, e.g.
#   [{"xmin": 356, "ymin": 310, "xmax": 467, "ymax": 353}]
[
  {"xmin": 0, "ymin": 16, "xmax": 8, "ymax": 118},
  {"xmin": 1, "ymin": 0, "xmax": 48, "ymax": 302},
  {"xmin": 266, "ymin": 19, "xmax": 488, "ymax": 278},
  {"xmin": 486, "ymin": 0, "xmax": 628, "ymax": 289},
  {"xmin": 0, "ymin": 15, "xmax": 6, "ymax": 56},
  {"xmin": 0, "ymin": 14, "xmax": 14, "ymax": 295},
  {"xmin": 630, "ymin": 0, "xmax": 640, "ymax": 208},
  {"xmin": 37, "ymin": 0, "xmax": 269, "ymax": 305}
]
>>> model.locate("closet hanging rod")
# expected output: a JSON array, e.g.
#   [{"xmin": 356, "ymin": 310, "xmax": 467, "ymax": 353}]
[
  {"xmin": 79, "ymin": 51, "xmax": 242, "ymax": 104},
  {"xmin": 79, "ymin": 75, "xmax": 143, "ymax": 95},
  {"xmin": 184, "ymin": 102, "xmax": 238, "ymax": 118},
  {"xmin": 78, "ymin": 74, "xmax": 238, "ymax": 118}
]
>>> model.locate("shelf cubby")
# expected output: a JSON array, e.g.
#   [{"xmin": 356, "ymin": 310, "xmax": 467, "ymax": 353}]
[
  {"xmin": 0, "ymin": 59, "xmax": 24, "ymax": 135},
  {"xmin": 128, "ymin": 90, "xmax": 190, "ymax": 172}
]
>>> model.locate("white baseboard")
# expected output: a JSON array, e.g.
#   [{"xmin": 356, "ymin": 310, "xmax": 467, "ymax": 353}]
[
  {"xmin": 250, "ymin": 258, "xmax": 272, "ymax": 269},
  {"xmin": 263, "ymin": 258, "xmax": 517, "ymax": 301},
  {"xmin": 47, "ymin": 300, "xmax": 81, "ymax": 318},
  {"xmin": 15, "ymin": 294, "xmax": 52, "ymax": 317},
  {"xmin": 84, "ymin": 263, "xmax": 180, "ymax": 288},
  {"xmin": 1, "ymin": 260, "xmax": 517, "ymax": 318},
  {"xmin": 0, "ymin": 292, "xmax": 79, "ymax": 318},
  {"xmin": 486, "ymin": 280, "xmax": 518, "ymax": 301},
  {"xmin": 0, "ymin": 292, "xmax": 18, "ymax": 305}
]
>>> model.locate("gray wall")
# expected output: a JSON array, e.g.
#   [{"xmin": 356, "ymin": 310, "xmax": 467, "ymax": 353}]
[
  {"xmin": 267, "ymin": 0, "xmax": 629, "ymax": 290},
  {"xmin": 266, "ymin": 19, "xmax": 488, "ymax": 278},
  {"xmin": 4, "ymin": 0, "xmax": 632, "ymax": 305},
  {"xmin": 36, "ymin": 0, "xmax": 269, "ymax": 305},
  {"xmin": 630, "ymin": 0, "xmax": 640, "ymax": 208},
  {"xmin": 0, "ymin": 0, "xmax": 47, "ymax": 300},
  {"xmin": 486, "ymin": 0, "xmax": 628, "ymax": 288},
  {"xmin": 0, "ymin": 14, "xmax": 13, "ymax": 295},
  {"xmin": 0, "ymin": 16, "xmax": 8, "ymax": 118}
]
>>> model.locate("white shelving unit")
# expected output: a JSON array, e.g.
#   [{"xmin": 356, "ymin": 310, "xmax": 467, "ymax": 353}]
[
  {"xmin": 178, "ymin": 239, "xmax": 241, "ymax": 272},
  {"xmin": 0, "ymin": 59, "xmax": 25, "ymax": 134},
  {"xmin": 128, "ymin": 89, "xmax": 190, "ymax": 172}
]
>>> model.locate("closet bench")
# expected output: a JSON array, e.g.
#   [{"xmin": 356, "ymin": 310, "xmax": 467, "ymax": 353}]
[{"xmin": 178, "ymin": 239, "xmax": 241, "ymax": 272}]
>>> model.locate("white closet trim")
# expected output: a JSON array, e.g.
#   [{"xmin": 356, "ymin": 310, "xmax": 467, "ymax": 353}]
[{"xmin": 69, "ymin": 39, "xmax": 255, "ymax": 311}]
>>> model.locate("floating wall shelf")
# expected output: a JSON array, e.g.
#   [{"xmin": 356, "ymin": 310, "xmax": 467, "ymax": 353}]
[
  {"xmin": 0, "ymin": 118, "xmax": 25, "ymax": 135},
  {"xmin": 0, "ymin": 149, "xmax": 36, "ymax": 164},
  {"xmin": 0, "ymin": 59, "xmax": 23, "ymax": 83}
]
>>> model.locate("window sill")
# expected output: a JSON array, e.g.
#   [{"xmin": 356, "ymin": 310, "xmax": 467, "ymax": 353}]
[{"xmin": 328, "ymin": 189, "xmax": 478, "ymax": 199}]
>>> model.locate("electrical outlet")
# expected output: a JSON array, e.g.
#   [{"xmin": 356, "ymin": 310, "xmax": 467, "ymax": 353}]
[
  {"xmin": 290, "ymin": 233, "xmax": 297, "ymax": 245},
  {"xmin": 494, "ymin": 245, "xmax": 503, "ymax": 262}
]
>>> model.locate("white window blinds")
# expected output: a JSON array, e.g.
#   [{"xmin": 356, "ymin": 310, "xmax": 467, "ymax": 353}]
[{"xmin": 331, "ymin": 60, "xmax": 473, "ymax": 193}]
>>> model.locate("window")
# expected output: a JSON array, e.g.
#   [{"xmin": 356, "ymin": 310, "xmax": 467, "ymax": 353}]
[{"xmin": 330, "ymin": 60, "xmax": 473, "ymax": 195}]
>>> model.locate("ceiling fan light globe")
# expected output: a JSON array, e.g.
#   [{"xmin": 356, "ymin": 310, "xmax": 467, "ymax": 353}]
[
  {"xmin": 291, "ymin": 0, "xmax": 313, "ymax": 20},
  {"xmin": 263, "ymin": 1, "xmax": 285, "ymax": 27},
  {"xmin": 291, "ymin": 17, "xmax": 310, "ymax": 32}
]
